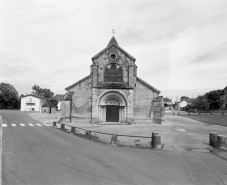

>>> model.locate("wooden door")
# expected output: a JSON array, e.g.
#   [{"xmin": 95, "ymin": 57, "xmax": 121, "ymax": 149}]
[{"xmin": 106, "ymin": 105, "xmax": 119, "ymax": 122}]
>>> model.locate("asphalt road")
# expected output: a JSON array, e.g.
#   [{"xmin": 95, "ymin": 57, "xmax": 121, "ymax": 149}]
[{"xmin": 1, "ymin": 110, "xmax": 227, "ymax": 185}]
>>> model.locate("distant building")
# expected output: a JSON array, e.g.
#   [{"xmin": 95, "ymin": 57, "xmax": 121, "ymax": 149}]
[
  {"xmin": 41, "ymin": 100, "xmax": 57, "ymax": 114},
  {"xmin": 180, "ymin": 98, "xmax": 195, "ymax": 111},
  {"xmin": 164, "ymin": 97, "xmax": 172, "ymax": 106},
  {"xmin": 21, "ymin": 94, "xmax": 57, "ymax": 113},
  {"xmin": 52, "ymin": 94, "xmax": 64, "ymax": 111},
  {"xmin": 220, "ymin": 86, "xmax": 227, "ymax": 108},
  {"xmin": 21, "ymin": 94, "xmax": 46, "ymax": 112}
]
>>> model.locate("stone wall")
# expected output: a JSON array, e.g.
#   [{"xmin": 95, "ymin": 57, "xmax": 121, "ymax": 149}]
[
  {"xmin": 70, "ymin": 77, "xmax": 92, "ymax": 119},
  {"xmin": 133, "ymin": 79, "xmax": 157, "ymax": 123}
]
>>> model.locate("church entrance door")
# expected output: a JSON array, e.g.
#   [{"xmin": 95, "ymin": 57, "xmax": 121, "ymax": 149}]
[{"xmin": 106, "ymin": 105, "xmax": 119, "ymax": 122}]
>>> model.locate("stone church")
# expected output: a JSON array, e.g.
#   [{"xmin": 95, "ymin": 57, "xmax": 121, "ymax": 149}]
[{"xmin": 61, "ymin": 36, "xmax": 160, "ymax": 124}]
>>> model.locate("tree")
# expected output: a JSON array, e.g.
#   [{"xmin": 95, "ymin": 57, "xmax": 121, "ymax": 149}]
[
  {"xmin": 32, "ymin": 85, "xmax": 54, "ymax": 98},
  {"xmin": 204, "ymin": 90, "xmax": 222, "ymax": 110},
  {"xmin": 180, "ymin": 96, "xmax": 189, "ymax": 102},
  {"xmin": 0, "ymin": 83, "xmax": 19, "ymax": 109},
  {"xmin": 49, "ymin": 98, "xmax": 58, "ymax": 106},
  {"xmin": 191, "ymin": 95, "xmax": 209, "ymax": 110}
]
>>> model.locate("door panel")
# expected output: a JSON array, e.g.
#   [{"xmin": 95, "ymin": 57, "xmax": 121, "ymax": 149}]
[{"xmin": 106, "ymin": 106, "xmax": 119, "ymax": 122}]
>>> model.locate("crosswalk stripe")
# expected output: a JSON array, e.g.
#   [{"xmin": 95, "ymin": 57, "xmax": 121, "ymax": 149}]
[
  {"xmin": 20, "ymin": 124, "xmax": 25, "ymax": 126},
  {"xmin": 11, "ymin": 124, "xmax": 16, "ymax": 127},
  {"xmin": 36, "ymin": 124, "xmax": 42, "ymax": 126},
  {"xmin": 2, "ymin": 124, "xmax": 7, "ymax": 127},
  {"xmin": 28, "ymin": 124, "xmax": 34, "ymax": 126},
  {"xmin": 43, "ymin": 124, "xmax": 50, "ymax": 126}
]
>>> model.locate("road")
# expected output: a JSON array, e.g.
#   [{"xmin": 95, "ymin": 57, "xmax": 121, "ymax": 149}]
[{"xmin": 1, "ymin": 110, "xmax": 227, "ymax": 185}]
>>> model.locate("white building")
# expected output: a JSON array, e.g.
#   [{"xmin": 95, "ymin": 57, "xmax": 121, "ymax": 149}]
[
  {"xmin": 21, "ymin": 94, "xmax": 46, "ymax": 112},
  {"xmin": 52, "ymin": 94, "xmax": 64, "ymax": 111}
]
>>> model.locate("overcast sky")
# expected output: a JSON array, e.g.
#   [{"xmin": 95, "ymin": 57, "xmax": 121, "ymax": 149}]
[{"xmin": 1, "ymin": 0, "xmax": 227, "ymax": 102}]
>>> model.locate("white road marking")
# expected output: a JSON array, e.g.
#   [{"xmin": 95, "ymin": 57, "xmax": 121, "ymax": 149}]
[
  {"xmin": 43, "ymin": 124, "xmax": 50, "ymax": 126},
  {"xmin": 11, "ymin": 124, "xmax": 16, "ymax": 127},
  {"xmin": 20, "ymin": 124, "xmax": 25, "ymax": 126},
  {"xmin": 28, "ymin": 124, "xmax": 34, "ymax": 126},
  {"xmin": 36, "ymin": 124, "xmax": 42, "ymax": 126},
  {"xmin": 2, "ymin": 124, "xmax": 7, "ymax": 127}
]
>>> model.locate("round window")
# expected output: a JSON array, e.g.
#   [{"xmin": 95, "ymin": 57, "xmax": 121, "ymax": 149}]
[{"xmin": 110, "ymin": 53, "xmax": 117, "ymax": 60}]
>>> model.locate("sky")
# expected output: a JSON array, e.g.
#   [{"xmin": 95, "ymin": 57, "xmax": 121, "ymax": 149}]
[{"xmin": 1, "ymin": 0, "xmax": 227, "ymax": 102}]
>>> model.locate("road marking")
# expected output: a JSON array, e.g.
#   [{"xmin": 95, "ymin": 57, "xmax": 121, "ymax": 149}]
[
  {"xmin": 43, "ymin": 124, "xmax": 50, "ymax": 126},
  {"xmin": 2, "ymin": 124, "xmax": 7, "ymax": 127},
  {"xmin": 36, "ymin": 124, "xmax": 42, "ymax": 126},
  {"xmin": 28, "ymin": 124, "xmax": 34, "ymax": 126},
  {"xmin": 11, "ymin": 124, "xmax": 16, "ymax": 127},
  {"xmin": 20, "ymin": 124, "xmax": 25, "ymax": 126}
]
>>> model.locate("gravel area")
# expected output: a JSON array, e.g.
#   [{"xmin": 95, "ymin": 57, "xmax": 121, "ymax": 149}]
[{"xmin": 29, "ymin": 112, "xmax": 227, "ymax": 151}]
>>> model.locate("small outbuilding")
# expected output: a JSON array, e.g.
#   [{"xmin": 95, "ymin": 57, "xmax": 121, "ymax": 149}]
[{"xmin": 41, "ymin": 100, "xmax": 57, "ymax": 114}]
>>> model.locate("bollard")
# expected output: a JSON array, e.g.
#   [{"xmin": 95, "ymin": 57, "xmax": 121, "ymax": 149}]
[
  {"xmin": 86, "ymin": 131, "xmax": 91, "ymax": 140},
  {"xmin": 217, "ymin": 135, "xmax": 226, "ymax": 148},
  {"xmin": 152, "ymin": 133, "xmax": 161, "ymax": 149},
  {"xmin": 173, "ymin": 113, "xmax": 174, "ymax": 115},
  {"xmin": 61, "ymin": 124, "xmax": 65, "ymax": 130},
  {"xmin": 199, "ymin": 112, "xmax": 201, "ymax": 115},
  {"xmin": 178, "ymin": 113, "xmax": 179, "ymax": 115},
  {"xmin": 111, "ymin": 135, "xmax": 118, "ymax": 144},
  {"xmin": 151, "ymin": 132, "xmax": 161, "ymax": 149},
  {"xmin": 188, "ymin": 112, "xmax": 190, "ymax": 115},
  {"xmin": 210, "ymin": 112, "xmax": 212, "ymax": 115},
  {"xmin": 53, "ymin": 121, "xmax": 56, "ymax": 127},
  {"xmin": 71, "ymin": 127, "xmax": 75, "ymax": 134},
  {"xmin": 222, "ymin": 112, "xmax": 224, "ymax": 115},
  {"xmin": 209, "ymin": 132, "xmax": 218, "ymax": 148}
]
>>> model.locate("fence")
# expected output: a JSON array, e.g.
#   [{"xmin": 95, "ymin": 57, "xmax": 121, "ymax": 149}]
[{"xmin": 53, "ymin": 122, "xmax": 161, "ymax": 149}]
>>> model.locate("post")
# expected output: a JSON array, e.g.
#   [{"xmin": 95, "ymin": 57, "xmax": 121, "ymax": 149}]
[
  {"xmin": 61, "ymin": 124, "xmax": 65, "ymax": 130},
  {"xmin": 86, "ymin": 131, "xmax": 91, "ymax": 140},
  {"xmin": 188, "ymin": 112, "xmax": 190, "ymax": 115},
  {"xmin": 209, "ymin": 132, "xmax": 217, "ymax": 148},
  {"xmin": 222, "ymin": 112, "xmax": 224, "ymax": 115},
  {"xmin": 217, "ymin": 135, "xmax": 226, "ymax": 148},
  {"xmin": 53, "ymin": 121, "xmax": 56, "ymax": 127},
  {"xmin": 111, "ymin": 135, "xmax": 118, "ymax": 144},
  {"xmin": 178, "ymin": 113, "xmax": 179, "ymax": 115},
  {"xmin": 71, "ymin": 127, "xmax": 75, "ymax": 134},
  {"xmin": 151, "ymin": 132, "xmax": 161, "ymax": 149}
]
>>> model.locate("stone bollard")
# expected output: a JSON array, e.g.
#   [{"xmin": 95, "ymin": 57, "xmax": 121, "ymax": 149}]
[
  {"xmin": 111, "ymin": 135, "xmax": 118, "ymax": 144},
  {"xmin": 217, "ymin": 135, "xmax": 226, "ymax": 148},
  {"xmin": 222, "ymin": 112, "xmax": 224, "ymax": 115},
  {"xmin": 188, "ymin": 112, "xmax": 190, "ymax": 115},
  {"xmin": 61, "ymin": 124, "xmax": 65, "ymax": 130},
  {"xmin": 210, "ymin": 112, "xmax": 212, "ymax": 115},
  {"xmin": 71, "ymin": 127, "xmax": 75, "ymax": 134},
  {"xmin": 199, "ymin": 112, "xmax": 201, "ymax": 115},
  {"xmin": 178, "ymin": 113, "xmax": 180, "ymax": 115},
  {"xmin": 173, "ymin": 113, "xmax": 174, "ymax": 115},
  {"xmin": 86, "ymin": 131, "xmax": 91, "ymax": 140},
  {"xmin": 151, "ymin": 132, "xmax": 161, "ymax": 149},
  {"xmin": 209, "ymin": 132, "xmax": 218, "ymax": 148},
  {"xmin": 53, "ymin": 121, "xmax": 56, "ymax": 127}
]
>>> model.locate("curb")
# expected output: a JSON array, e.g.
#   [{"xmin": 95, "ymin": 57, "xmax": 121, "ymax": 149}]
[{"xmin": 0, "ymin": 116, "xmax": 2, "ymax": 185}]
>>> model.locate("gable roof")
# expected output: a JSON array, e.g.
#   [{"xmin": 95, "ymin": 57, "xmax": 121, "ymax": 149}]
[
  {"xmin": 92, "ymin": 37, "xmax": 136, "ymax": 62},
  {"xmin": 107, "ymin": 36, "xmax": 119, "ymax": 47},
  {"xmin": 164, "ymin": 98, "xmax": 172, "ymax": 102},
  {"xmin": 223, "ymin": 86, "xmax": 227, "ymax": 90},
  {"xmin": 52, "ymin": 94, "xmax": 64, "ymax": 101},
  {"xmin": 21, "ymin": 94, "xmax": 46, "ymax": 100},
  {"xmin": 137, "ymin": 77, "xmax": 160, "ymax": 93},
  {"xmin": 65, "ymin": 75, "xmax": 91, "ymax": 91},
  {"xmin": 42, "ymin": 100, "xmax": 56, "ymax": 107}
]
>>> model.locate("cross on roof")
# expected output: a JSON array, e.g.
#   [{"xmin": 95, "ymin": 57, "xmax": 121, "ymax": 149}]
[{"xmin": 112, "ymin": 29, "xmax": 115, "ymax": 36}]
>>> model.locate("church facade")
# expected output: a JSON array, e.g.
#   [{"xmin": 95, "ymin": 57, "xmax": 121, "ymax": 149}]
[{"xmin": 61, "ymin": 37, "xmax": 160, "ymax": 124}]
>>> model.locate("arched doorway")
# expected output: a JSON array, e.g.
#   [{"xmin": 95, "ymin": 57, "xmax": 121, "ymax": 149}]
[{"xmin": 98, "ymin": 91, "xmax": 127, "ymax": 123}]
